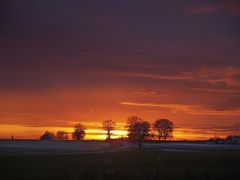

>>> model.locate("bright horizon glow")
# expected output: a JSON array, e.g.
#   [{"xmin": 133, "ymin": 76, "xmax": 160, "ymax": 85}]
[{"xmin": 0, "ymin": 123, "xmax": 237, "ymax": 141}]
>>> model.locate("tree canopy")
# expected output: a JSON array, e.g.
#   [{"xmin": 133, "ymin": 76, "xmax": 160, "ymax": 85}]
[
  {"xmin": 102, "ymin": 119, "xmax": 116, "ymax": 140},
  {"xmin": 126, "ymin": 116, "xmax": 150, "ymax": 149},
  {"xmin": 72, "ymin": 123, "xmax": 86, "ymax": 140},
  {"xmin": 153, "ymin": 119, "xmax": 174, "ymax": 141}
]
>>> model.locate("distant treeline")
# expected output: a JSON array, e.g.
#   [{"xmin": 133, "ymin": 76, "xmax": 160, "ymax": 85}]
[{"xmin": 40, "ymin": 116, "xmax": 174, "ymax": 149}]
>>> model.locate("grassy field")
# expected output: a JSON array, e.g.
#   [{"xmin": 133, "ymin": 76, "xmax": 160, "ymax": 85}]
[{"xmin": 1, "ymin": 149, "xmax": 240, "ymax": 180}]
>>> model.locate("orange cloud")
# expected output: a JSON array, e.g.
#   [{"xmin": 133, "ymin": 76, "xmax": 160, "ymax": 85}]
[
  {"xmin": 120, "ymin": 101, "xmax": 240, "ymax": 115},
  {"xmin": 189, "ymin": 88, "xmax": 240, "ymax": 95}
]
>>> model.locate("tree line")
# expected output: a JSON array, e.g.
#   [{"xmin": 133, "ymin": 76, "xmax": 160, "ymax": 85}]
[{"xmin": 40, "ymin": 116, "xmax": 174, "ymax": 149}]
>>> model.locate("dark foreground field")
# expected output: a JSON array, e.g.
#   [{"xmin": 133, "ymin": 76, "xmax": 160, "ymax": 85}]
[{"xmin": 1, "ymin": 149, "xmax": 240, "ymax": 180}]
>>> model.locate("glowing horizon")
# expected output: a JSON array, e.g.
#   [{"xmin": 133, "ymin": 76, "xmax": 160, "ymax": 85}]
[{"xmin": 0, "ymin": 122, "xmax": 238, "ymax": 141}]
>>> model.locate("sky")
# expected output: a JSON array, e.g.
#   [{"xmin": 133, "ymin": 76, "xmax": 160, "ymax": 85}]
[{"xmin": 0, "ymin": 0, "xmax": 240, "ymax": 140}]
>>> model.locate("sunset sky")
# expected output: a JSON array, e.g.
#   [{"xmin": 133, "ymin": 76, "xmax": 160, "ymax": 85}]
[{"xmin": 0, "ymin": 0, "xmax": 240, "ymax": 140}]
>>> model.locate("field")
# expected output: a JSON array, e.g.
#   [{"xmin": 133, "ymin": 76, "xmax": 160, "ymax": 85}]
[{"xmin": 0, "ymin": 140, "xmax": 240, "ymax": 180}]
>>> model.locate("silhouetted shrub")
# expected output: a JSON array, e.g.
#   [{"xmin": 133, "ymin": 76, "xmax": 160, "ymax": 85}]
[{"xmin": 40, "ymin": 131, "xmax": 55, "ymax": 140}]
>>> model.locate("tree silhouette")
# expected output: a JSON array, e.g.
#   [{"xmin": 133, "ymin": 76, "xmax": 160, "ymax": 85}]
[
  {"xmin": 126, "ymin": 116, "xmax": 150, "ymax": 149},
  {"xmin": 72, "ymin": 123, "xmax": 86, "ymax": 140},
  {"xmin": 56, "ymin": 130, "xmax": 68, "ymax": 140},
  {"xmin": 153, "ymin": 119, "xmax": 174, "ymax": 141},
  {"xmin": 126, "ymin": 116, "xmax": 141, "ymax": 142},
  {"xmin": 40, "ymin": 131, "xmax": 55, "ymax": 140},
  {"xmin": 102, "ymin": 119, "xmax": 116, "ymax": 140}
]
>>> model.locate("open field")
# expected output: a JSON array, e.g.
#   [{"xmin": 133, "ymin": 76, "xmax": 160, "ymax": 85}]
[
  {"xmin": 0, "ymin": 140, "xmax": 240, "ymax": 155},
  {"xmin": 0, "ymin": 140, "xmax": 133, "ymax": 155},
  {"xmin": 0, "ymin": 140, "xmax": 240, "ymax": 180}
]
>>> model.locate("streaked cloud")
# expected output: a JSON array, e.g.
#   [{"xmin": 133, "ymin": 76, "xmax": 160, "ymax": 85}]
[
  {"xmin": 97, "ymin": 65, "xmax": 240, "ymax": 88},
  {"xmin": 184, "ymin": 0, "xmax": 240, "ymax": 15},
  {"xmin": 189, "ymin": 88, "xmax": 240, "ymax": 95},
  {"xmin": 121, "ymin": 101, "xmax": 240, "ymax": 115}
]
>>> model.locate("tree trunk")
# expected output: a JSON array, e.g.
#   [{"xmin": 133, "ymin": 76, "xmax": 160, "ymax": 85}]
[
  {"xmin": 138, "ymin": 141, "xmax": 142, "ymax": 150},
  {"xmin": 138, "ymin": 131, "xmax": 142, "ymax": 150},
  {"xmin": 107, "ymin": 130, "xmax": 111, "ymax": 140}
]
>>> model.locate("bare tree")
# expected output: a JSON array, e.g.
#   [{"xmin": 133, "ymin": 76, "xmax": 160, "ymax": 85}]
[
  {"xmin": 72, "ymin": 123, "xmax": 86, "ymax": 140},
  {"xmin": 56, "ymin": 130, "xmax": 69, "ymax": 140},
  {"xmin": 40, "ymin": 131, "xmax": 55, "ymax": 140},
  {"xmin": 126, "ymin": 116, "xmax": 150, "ymax": 149},
  {"xmin": 153, "ymin": 119, "xmax": 174, "ymax": 141},
  {"xmin": 102, "ymin": 119, "xmax": 116, "ymax": 140}
]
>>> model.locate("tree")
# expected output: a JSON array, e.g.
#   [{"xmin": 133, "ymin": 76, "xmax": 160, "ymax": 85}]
[
  {"xmin": 40, "ymin": 131, "xmax": 55, "ymax": 140},
  {"xmin": 102, "ymin": 119, "xmax": 116, "ymax": 140},
  {"xmin": 126, "ymin": 116, "xmax": 150, "ymax": 149},
  {"xmin": 153, "ymin": 119, "xmax": 174, "ymax": 141},
  {"xmin": 72, "ymin": 123, "xmax": 86, "ymax": 140},
  {"xmin": 126, "ymin": 116, "xmax": 142, "ymax": 142},
  {"xmin": 56, "ymin": 130, "xmax": 68, "ymax": 140}
]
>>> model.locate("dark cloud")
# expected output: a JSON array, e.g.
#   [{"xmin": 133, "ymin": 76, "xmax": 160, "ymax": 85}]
[
  {"xmin": 211, "ymin": 96, "xmax": 240, "ymax": 111},
  {"xmin": 184, "ymin": 0, "xmax": 240, "ymax": 15},
  {"xmin": 233, "ymin": 73, "xmax": 240, "ymax": 81}
]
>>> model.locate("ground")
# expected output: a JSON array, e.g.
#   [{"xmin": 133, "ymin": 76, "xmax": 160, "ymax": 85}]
[{"xmin": 0, "ymin": 140, "xmax": 240, "ymax": 180}]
